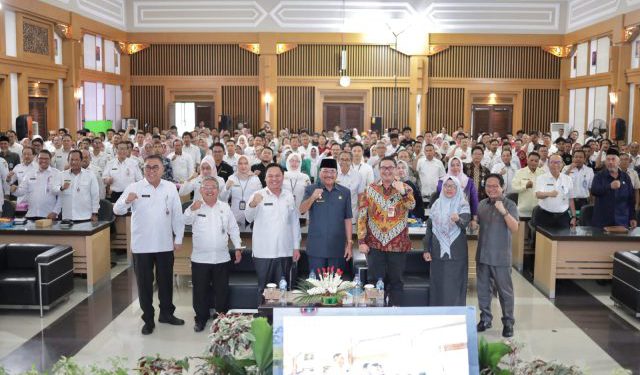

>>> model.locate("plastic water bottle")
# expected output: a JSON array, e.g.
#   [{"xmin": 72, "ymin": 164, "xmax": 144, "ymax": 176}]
[
  {"xmin": 308, "ymin": 271, "xmax": 316, "ymax": 280},
  {"xmin": 353, "ymin": 275, "xmax": 362, "ymax": 306},
  {"xmin": 375, "ymin": 278, "xmax": 385, "ymax": 306},
  {"xmin": 278, "ymin": 276, "xmax": 288, "ymax": 306}
]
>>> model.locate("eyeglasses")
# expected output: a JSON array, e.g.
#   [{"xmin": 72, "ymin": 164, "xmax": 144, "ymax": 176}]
[
  {"xmin": 380, "ymin": 166, "xmax": 395, "ymax": 171},
  {"xmin": 443, "ymin": 184, "xmax": 457, "ymax": 189},
  {"xmin": 144, "ymin": 165, "xmax": 161, "ymax": 171}
]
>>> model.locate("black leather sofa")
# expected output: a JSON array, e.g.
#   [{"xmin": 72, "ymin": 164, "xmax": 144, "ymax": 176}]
[
  {"xmin": 611, "ymin": 250, "xmax": 640, "ymax": 317},
  {"xmin": 0, "ymin": 244, "xmax": 74, "ymax": 316}
]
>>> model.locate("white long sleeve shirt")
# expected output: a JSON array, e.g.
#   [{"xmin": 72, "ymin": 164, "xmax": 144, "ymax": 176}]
[
  {"xmin": 562, "ymin": 165, "xmax": 594, "ymax": 199},
  {"xmin": 416, "ymin": 157, "xmax": 446, "ymax": 196},
  {"xmin": 14, "ymin": 166, "xmax": 61, "ymax": 218},
  {"xmin": 219, "ymin": 174, "xmax": 262, "ymax": 229},
  {"xmin": 183, "ymin": 201, "xmax": 242, "ymax": 264},
  {"xmin": 90, "ymin": 151, "xmax": 112, "ymax": 173},
  {"xmin": 481, "ymin": 150, "xmax": 501, "ymax": 170},
  {"xmin": 183, "ymin": 144, "xmax": 202, "ymax": 167},
  {"xmin": 179, "ymin": 175, "xmax": 226, "ymax": 202},
  {"xmin": 244, "ymin": 187, "xmax": 301, "ymax": 258},
  {"xmin": 52, "ymin": 148, "xmax": 71, "ymax": 171},
  {"xmin": 168, "ymin": 152, "xmax": 194, "ymax": 183},
  {"xmin": 337, "ymin": 166, "xmax": 365, "ymax": 221},
  {"xmin": 113, "ymin": 178, "xmax": 185, "ymax": 253},
  {"xmin": 353, "ymin": 160, "xmax": 375, "ymax": 187},
  {"xmin": 8, "ymin": 161, "xmax": 36, "ymax": 205},
  {"xmin": 535, "ymin": 172, "xmax": 573, "ymax": 213},
  {"xmin": 491, "ymin": 162, "xmax": 517, "ymax": 194},
  {"xmin": 102, "ymin": 157, "xmax": 143, "ymax": 193},
  {"xmin": 55, "ymin": 169, "xmax": 100, "ymax": 220}
]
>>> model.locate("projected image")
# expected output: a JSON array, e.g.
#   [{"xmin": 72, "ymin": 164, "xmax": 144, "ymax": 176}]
[{"xmin": 281, "ymin": 315, "xmax": 469, "ymax": 375}]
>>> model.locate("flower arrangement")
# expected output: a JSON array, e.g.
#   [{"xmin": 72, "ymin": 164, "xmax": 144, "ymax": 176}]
[{"xmin": 294, "ymin": 267, "xmax": 355, "ymax": 305}]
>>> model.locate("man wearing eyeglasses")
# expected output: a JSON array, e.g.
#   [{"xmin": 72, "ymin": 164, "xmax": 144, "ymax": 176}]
[
  {"xmin": 534, "ymin": 154, "xmax": 576, "ymax": 229},
  {"xmin": 113, "ymin": 155, "xmax": 185, "ymax": 335}
]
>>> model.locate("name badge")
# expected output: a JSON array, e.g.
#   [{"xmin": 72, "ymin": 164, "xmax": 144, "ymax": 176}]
[
  {"xmin": 141, "ymin": 194, "xmax": 151, "ymax": 198},
  {"xmin": 197, "ymin": 214, "xmax": 206, "ymax": 217},
  {"xmin": 112, "ymin": 168, "xmax": 118, "ymax": 170},
  {"xmin": 30, "ymin": 177, "xmax": 36, "ymax": 180},
  {"xmin": 546, "ymin": 183, "xmax": 554, "ymax": 186},
  {"xmin": 239, "ymin": 200, "xmax": 246, "ymax": 210},
  {"xmin": 387, "ymin": 206, "xmax": 396, "ymax": 218},
  {"xmin": 264, "ymin": 202, "xmax": 273, "ymax": 206},
  {"xmin": 234, "ymin": 184, "xmax": 241, "ymax": 188}
]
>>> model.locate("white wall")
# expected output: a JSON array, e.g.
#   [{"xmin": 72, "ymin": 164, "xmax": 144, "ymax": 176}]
[
  {"xmin": 83, "ymin": 34, "xmax": 96, "ymax": 70},
  {"xmin": 569, "ymin": 88, "xmax": 587, "ymax": 138},
  {"xmin": 9, "ymin": 73, "xmax": 18, "ymax": 130},
  {"xmin": 83, "ymin": 82, "xmax": 97, "ymax": 121},
  {"xmin": 4, "ymin": 10, "xmax": 16, "ymax": 57},
  {"xmin": 629, "ymin": 84, "xmax": 635, "ymax": 143},
  {"xmin": 574, "ymin": 42, "xmax": 589, "ymax": 77},
  {"xmin": 58, "ymin": 79, "xmax": 64, "ymax": 129}
]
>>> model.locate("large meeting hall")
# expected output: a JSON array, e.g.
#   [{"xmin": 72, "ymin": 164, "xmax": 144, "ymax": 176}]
[{"xmin": 1, "ymin": 0, "xmax": 640, "ymax": 374}]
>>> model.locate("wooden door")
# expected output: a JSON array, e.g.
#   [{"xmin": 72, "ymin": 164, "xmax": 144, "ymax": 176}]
[
  {"xmin": 196, "ymin": 102, "xmax": 214, "ymax": 129},
  {"xmin": 29, "ymin": 97, "xmax": 47, "ymax": 137},
  {"xmin": 323, "ymin": 103, "xmax": 364, "ymax": 131},
  {"xmin": 472, "ymin": 105, "xmax": 513, "ymax": 137}
]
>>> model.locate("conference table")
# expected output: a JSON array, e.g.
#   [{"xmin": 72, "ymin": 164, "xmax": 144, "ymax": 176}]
[
  {"xmin": 0, "ymin": 221, "xmax": 112, "ymax": 294},
  {"xmin": 533, "ymin": 226, "xmax": 640, "ymax": 299},
  {"xmin": 173, "ymin": 225, "xmax": 481, "ymax": 279}
]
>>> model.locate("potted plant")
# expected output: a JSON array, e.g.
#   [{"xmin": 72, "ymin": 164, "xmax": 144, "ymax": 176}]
[{"xmin": 294, "ymin": 267, "xmax": 355, "ymax": 306}]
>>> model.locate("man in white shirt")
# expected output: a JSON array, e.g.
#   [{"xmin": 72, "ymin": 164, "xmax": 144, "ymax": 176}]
[
  {"xmin": 90, "ymin": 138, "xmax": 111, "ymax": 174},
  {"xmin": 0, "ymin": 159, "xmax": 7, "ymax": 215},
  {"xmin": 7, "ymin": 130, "xmax": 23, "ymax": 161},
  {"xmin": 351, "ymin": 143, "xmax": 374, "ymax": 187},
  {"xmin": 447, "ymin": 137, "xmax": 472, "ymax": 163},
  {"xmin": 55, "ymin": 150, "xmax": 99, "ymax": 222},
  {"xmin": 113, "ymin": 154, "xmax": 185, "ymax": 335},
  {"xmin": 386, "ymin": 133, "xmax": 404, "ymax": 156},
  {"xmin": 103, "ymin": 142, "xmax": 143, "ymax": 203},
  {"xmin": 182, "ymin": 132, "xmax": 202, "ymax": 169},
  {"xmin": 336, "ymin": 151, "xmax": 364, "ymax": 222},
  {"xmin": 628, "ymin": 142, "xmax": 640, "ymax": 168},
  {"xmin": 223, "ymin": 140, "xmax": 240, "ymax": 171},
  {"xmin": 81, "ymin": 149, "xmax": 106, "ymax": 200},
  {"xmin": 184, "ymin": 177, "xmax": 242, "ymax": 332},
  {"xmin": 482, "ymin": 139, "xmax": 501, "ymax": 170},
  {"xmin": 245, "ymin": 163, "xmax": 301, "ymax": 305},
  {"xmin": 297, "ymin": 133, "xmax": 314, "ymax": 158},
  {"xmin": 53, "ymin": 134, "xmax": 74, "ymax": 171},
  {"xmin": 7, "ymin": 147, "xmax": 37, "ymax": 206},
  {"xmin": 14, "ymin": 150, "xmax": 61, "ymax": 220},
  {"xmin": 562, "ymin": 149, "xmax": 593, "ymax": 211},
  {"xmin": 535, "ymin": 154, "xmax": 576, "ymax": 229},
  {"xmin": 620, "ymin": 153, "xmax": 640, "ymax": 211},
  {"xmin": 538, "ymin": 145, "xmax": 550, "ymax": 173},
  {"xmin": 416, "ymin": 144, "xmax": 446, "ymax": 198},
  {"xmin": 168, "ymin": 139, "xmax": 194, "ymax": 183},
  {"xmin": 368, "ymin": 141, "xmax": 388, "ymax": 180},
  {"xmin": 490, "ymin": 149, "xmax": 517, "ymax": 194}
]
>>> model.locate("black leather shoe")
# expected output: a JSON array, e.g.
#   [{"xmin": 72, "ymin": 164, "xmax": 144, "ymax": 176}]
[
  {"xmin": 194, "ymin": 322, "xmax": 206, "ymax": 332},
  {"xmin": 476, "ymin": 321, "xmax": 492, "ymax": 332},
  {"xmin": 502, "ymin": 325, "xmax": 514, "ymax": 338},
  {"xmin": 141, "ymin": 323, "xmax": 155, "ymax": 335},
  {"xmin": 159, "ymin": 315, "xmax": 185, "ymax": 325}
]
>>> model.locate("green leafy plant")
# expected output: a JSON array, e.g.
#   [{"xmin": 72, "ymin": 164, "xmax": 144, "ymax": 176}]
[
  {"xmin": 250, "ymin": 317, "xmax": 273, "ymax": 374},
  {"xmin": 137, "ymin": 354, "xmax": 189, "ymax": 375},
  {"xmin": 478, "ymin": 336, "xmax": 513, "ymax": 375}
]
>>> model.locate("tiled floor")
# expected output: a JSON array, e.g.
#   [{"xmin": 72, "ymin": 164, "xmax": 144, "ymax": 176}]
[{"xmin": 1, "ymin": 265, "xmax": 638, "ymax": 374}]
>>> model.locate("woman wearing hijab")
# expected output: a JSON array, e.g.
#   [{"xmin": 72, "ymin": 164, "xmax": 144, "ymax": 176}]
[
  {"xmin": 397, "ymin": 160, "xmax": 425, "ymax": 221},
  {"xmin": 284, "ymin": 152, "xmax": 311, "ymax": 222},
  {"xmin": 219, "ymin": 155, "xmax": 262, "ymax": 230},
  {"xmin": 436, "ymin": 156, "xmax": 479, "ymax": 223},
  {"xmin": 179, "ymin": 156, "xmax": 226, "ymax": 202},
  {"xmin": 423, "ymin": 176, "xmax": 471, "ymax": 306}
]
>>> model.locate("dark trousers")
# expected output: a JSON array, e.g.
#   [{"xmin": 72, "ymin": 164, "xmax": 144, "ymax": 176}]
[
  {"xmin": 536, "ymin": 209, "xmax": 570, "ymax": 229},
  {"xmin": 109, "ymin": 191, "xmax": 123, "ymax": 204},
  {"xmin": 191, "ymin": 261, "xmax": 230, "ymax": 325},
  {"xmin": 253, "ymin": 257, "xmax": 292, "ymax": 305},
  {"xmin": 365, "ymin": 249, "xmax": 407, "ymax": 306},
  {"xmin": 477, "ymin": 263, "xmax": 515, "ymax": 326},
  {"xmin": 132, "ymin": 251, "xmax": 175, "ymax": 325},
  {"xmin": 307, "ymin": 255, "xmax": 347, "ymax": 276},
  {"xmin": 574, "ymin": 198, "xmax": 589, "ymax": 211}
]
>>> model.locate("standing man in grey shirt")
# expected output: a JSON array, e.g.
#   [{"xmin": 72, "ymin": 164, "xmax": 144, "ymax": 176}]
[{"xmin": 476, "ymin": 173, "xmax": 519, "ymax": 338}]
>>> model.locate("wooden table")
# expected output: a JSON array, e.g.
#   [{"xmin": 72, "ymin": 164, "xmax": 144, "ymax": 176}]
[
  {"xmin": 0, "ymin": 221, "xmax": 112, "ymax": 294},
  {"xmin": 534, "ymin": 226, "xmax": 640, "ymax": 299},
  {"xmin": 512, "ymin": 220, "xmax": 528, "ymax": 272}
]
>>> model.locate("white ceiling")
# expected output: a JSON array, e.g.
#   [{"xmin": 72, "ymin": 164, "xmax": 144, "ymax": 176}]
[{"xmin": 37, "ymin": 0, "xmax": 640, "ymax": 34}]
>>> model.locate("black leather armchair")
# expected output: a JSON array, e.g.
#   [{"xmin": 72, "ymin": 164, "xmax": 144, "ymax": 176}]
[{"xmin": 0, "ymin": 244, "xmax": 74, "ymax": 316}]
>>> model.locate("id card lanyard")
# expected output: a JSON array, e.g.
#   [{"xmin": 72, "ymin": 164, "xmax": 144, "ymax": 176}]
[{"xmin": 238, "ymin": 177, "xmax": 249, "ymax": 210}]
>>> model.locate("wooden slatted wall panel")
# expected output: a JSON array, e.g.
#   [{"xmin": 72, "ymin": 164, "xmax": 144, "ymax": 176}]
[
  {"xmin": 222, "ymin": 86, "xmax": 260, "ymax": 133},
  {"xmin": 372, "ymin": 87, "xmax": 410, "ymax": 129},
  {"xmin": 429, "ymin": 46, "xmax": 560, "ymax": 79},
  {"xmin": 131, "ymin": 44, "xmax": 259, "ymax": 76},
  {"xmin": 131, "ymin": 86, "xmax": 165, "ymax": 129},
  {"xmin": 426, "ymin": 88, "xmax": 464, "ymax": 133},
  {"xmin": 522, "ymin": 89, "xmax": 559, "ymax": 133},
  {"xmin": 278, "ymin": 45, "xmax": 410, "ymax": 77},
  {"xmin": 277, "ymin": 86, "xmax": 315, "ymax": 133}
]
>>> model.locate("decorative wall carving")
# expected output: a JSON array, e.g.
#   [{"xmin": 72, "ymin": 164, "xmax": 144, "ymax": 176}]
[{"xmin": 23, "ymin": 22, "xmax": 50, "ymax": 56}]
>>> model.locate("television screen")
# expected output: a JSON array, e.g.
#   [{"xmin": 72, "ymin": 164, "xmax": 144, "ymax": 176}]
[{"xmin": 272, "ymin": 306, "xmax": 479, "ymax": 375}]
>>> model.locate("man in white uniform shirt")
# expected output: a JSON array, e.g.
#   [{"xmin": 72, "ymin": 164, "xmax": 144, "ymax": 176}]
[
  {"xmin": 562, "ymin": 150, "xmax": 593, "ymax": 211},
  {"xmin": 416, "ymin": 144, "xmax": 446, "ymax": 199},
  {"xmin": 90, "ymin": 138, "xmax": 111, "ymax": 173},
  {"xmin": 535, "ymin": 154, "xmax": 576, "ymax": 229},
  {"xmin": 182, "ymin": 132, "xmax": 202, "ymax": 169},
  {"xmin": 447, "ymin": 137, "xmax": 472, "ymax": 163},
  {"xmin": 7, "ymin": 131, "xmax": 23, "ymax": 161},
  {"xmin": 81, "ymin": 149, "xmax": 106, "ymax": 200},
  {"xmin": 168, "ymin": 139, "xmax": 194, "ymax": 183},
  {"xmin": 490, "ymin": 149, "xmax": 517, "ymax": 194},
  {"xmin": 55, "ymin": 150, "xmax": 99, "ymax": 222},
  {"xmin": 14, "ymin": 150, "xmax": 61, "ymax": 220},
  {"xmin": 368, "ymin": 141, "xmax": 388, "ymax": 181},
  {"xmin": 336, "ymin": 151, "xmax": 364, "ymax": 222},
  {"xmin": 244, "ymin": 163, "xmax": 301, "ymax": 305},
  {"xmin": 184, "ymin": 177, "xmax": 243, "ymax": 332},
  {"xmin": 223, "ymin": 140, "xmax": 240, "ymax": 171},
  {"xmin": 482, "ymin": 139, "xmax": 501, "ymax": 170},
  {"xmin": 7, "ymin": 147, "xmax": 36, "ymax": 206},
  {"xmin": 103, "ymin": 142, "xmax": 143, "ymax": 203},
  {"xmin": 113, "ymin": 155, "xmax": 185, "ymax": 335},
  {"xmin": 53, "ymin": 134, "xmax": 73, "ymax": 171},
  {"xmin": 351, "ymin": 143, "xmax": 374, "ymax": 187}
]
